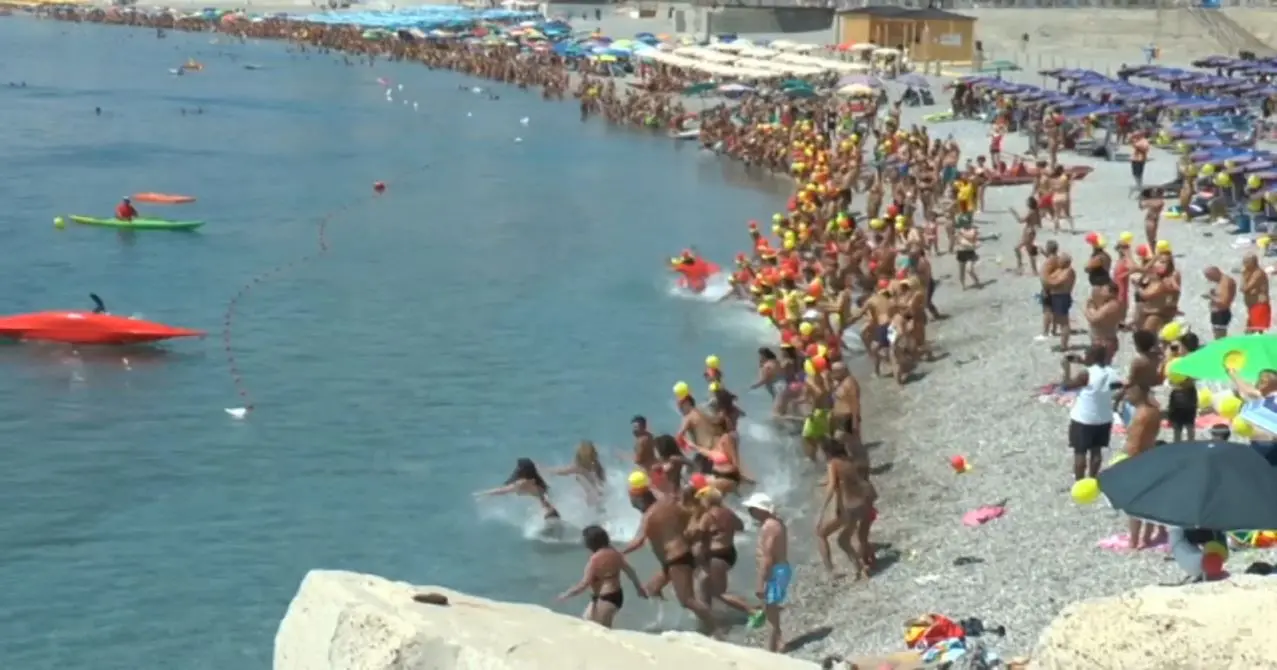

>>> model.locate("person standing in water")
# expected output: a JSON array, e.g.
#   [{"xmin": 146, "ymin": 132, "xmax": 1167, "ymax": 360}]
[
  {"xmin": 557, "ymin": 525, "xmax": 647, "ymax": 629},
  {"xmin": 744, "ymin": 493, "xmax": 790, "ymax": 653},
  {"xmin": 547, "ymin": 441, "xmax": 606, "ymax": 510},
  {"xmin": 474, "ymin": 458, "xmax": 561, "ymax": 526},
  {"xmin": 622, "ymin": 486, "xmax": 719, "ymax": 636}
]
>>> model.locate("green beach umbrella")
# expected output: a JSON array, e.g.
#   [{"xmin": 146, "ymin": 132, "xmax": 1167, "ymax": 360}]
[
  {"xmin": 682, "ymin": 82, "xmax": 716, "ymax": 95},
  {"xmin": 1170, "ymin": 334, "xmax": 1277, "ymax": 383}
]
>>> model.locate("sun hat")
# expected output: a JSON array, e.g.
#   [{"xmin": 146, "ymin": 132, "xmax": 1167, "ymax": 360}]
[{"xmin": 743, "ymin": 492, "xmax": 776, "ymax": 515}]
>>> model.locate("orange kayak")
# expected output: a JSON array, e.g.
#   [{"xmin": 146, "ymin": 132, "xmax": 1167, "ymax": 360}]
[{"xmin": 132, "ymin": 192, "xmax": 196, "ymax": 204}]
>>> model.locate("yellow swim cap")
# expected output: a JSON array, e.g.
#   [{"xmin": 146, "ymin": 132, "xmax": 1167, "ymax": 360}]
[
  {"xmin": 705, "ymin": 355, "xmax": 720, "ymax": 369},
  {"xmin": 673, "ymin": 381, "xmax": 690, "ymax": 398},
  {"xmin": 1156, "ymin": 239, "xmax": 1172, "ymax": 253},
  {"xmin": 1118, "ymin": 231, "xmax": 1134, "ymax": 245},
  {"xmin": 628, "ymin": 471, "xmax": 650, "ymax": 490}
]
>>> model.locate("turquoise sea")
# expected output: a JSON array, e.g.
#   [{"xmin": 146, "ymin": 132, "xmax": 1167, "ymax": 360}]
[{"xmin": 0, "ymin": 18, "xmax": 807, "ymax": 669}]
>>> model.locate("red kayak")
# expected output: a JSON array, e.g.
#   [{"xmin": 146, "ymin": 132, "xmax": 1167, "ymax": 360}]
[{"xmin": 0, "ymin": 311, "xmax": 204, "ymax": 345}]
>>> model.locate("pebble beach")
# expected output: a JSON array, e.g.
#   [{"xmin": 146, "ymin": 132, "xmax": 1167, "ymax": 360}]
[{"xmin": 9, "ymin": 2, "xmax": 1277, "ymax": 666}]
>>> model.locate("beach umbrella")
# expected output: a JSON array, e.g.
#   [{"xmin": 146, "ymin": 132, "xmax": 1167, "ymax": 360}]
[
  {"xmin": 897, "ymin": 73, "xmax": 930, "ymax": 88},
  {"xmin": 837, "ymin": 83, "xmax": 876, "ymax": 97},
  {"xmin": 1097, "ymin": 440, "xmax": 1277, "ymax": 530},
  {"xmin": 785, "ymin": 88, "xmax": 817, "ymax": 99},
  {"xmin": 779, "ymin": 78, "xmax": 812, "ymax": 90},
  {"xmin": 1170, "ymin": 334, "xmax": 1277, "ymax": 383},
  {"xmin": 682, "ymin": 82, "xmax": 717, "ymax": 95},
  {"xmin": 719, "ymin": 83, "xmax": 754, "ymax": 94},
  {"xmin": 837, "ymin": 74, "xmax": 881, "ymax": 89}
]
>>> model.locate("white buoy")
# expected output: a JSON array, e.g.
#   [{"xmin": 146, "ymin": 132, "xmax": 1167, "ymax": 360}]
[
  {"xmin": 412, "ymin": 102, "xmax": 418, "ymax": 110},
  {"xmin": 514, "ymin": 137, "xmax": 523, "ymax": 143},
  {"xmin": 397, "ymin": 83, "xmax": 403, "ymax": 91},
  {"xmin": 467, "ymin": 112, "xmax": 472, "ymax": 117},
  {"xmin": 225, "ymin": 407, "xmax": 248, "ymax": 419},
  {"xmin": 519, "ymin": 117, "xmax": 529, "ymax": 126}
]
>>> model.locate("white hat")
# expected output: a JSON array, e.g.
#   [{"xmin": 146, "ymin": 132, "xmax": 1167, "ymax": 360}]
[{"xmin": 742, "ymin": 492, "xmax": 776, "ymax": 515}]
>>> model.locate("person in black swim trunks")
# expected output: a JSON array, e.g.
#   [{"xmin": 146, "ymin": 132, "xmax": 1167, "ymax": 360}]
[
  {"xmin": 622, "ymin": 483, "xmax": 719, "ymax": 635},
  {"xmin": 557, "ymin": 525, "xmax": 646, "ymax": 628},
  {"xmin": 694, "ymin": 487, "xmax": 753, "ymax": 616},
  {"xmin": 474, "ymin": 458, "xmax": 562, "ymax": 526}
]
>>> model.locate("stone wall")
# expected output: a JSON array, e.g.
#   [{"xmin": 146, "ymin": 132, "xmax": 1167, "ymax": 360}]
[{"xmin": 274, "ymin": 570, "xmax": 819, "ymax": 670}]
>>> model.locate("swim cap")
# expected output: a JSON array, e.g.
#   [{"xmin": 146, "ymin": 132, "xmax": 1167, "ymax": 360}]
[
  {"xmin": 1117, "ymin": 232, "xmax": 1134, "ymax": 246},
  {"xmin": 673, "ymin": 381, "xmax": 690, "ymax": 398},
  {"xmin": 1155, "ymin": 239, "xmax": 1172, "ymax": 253},
  {"xmin": 708, "ymin": 381, "xmax": 722, "ymax": 393},
  {"xmin": 705, "ymin": 355, "xmax": 720, "ymax": 369},
  {"xmin": 799, "ymin": 322, "xmax": 814, "ymax": 337},
  {"xmin": 628, "ymin": 471, "xmax": 650, "ymax": 491},
  {"xmin": 689, "ymin": 473, "xmax": 708, "ymax": 490}
]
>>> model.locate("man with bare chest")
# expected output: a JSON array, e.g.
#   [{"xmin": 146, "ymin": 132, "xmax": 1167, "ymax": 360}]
[
  {"xmin": 622, "ymin": 491, "xmax": 719, "ymax": 634},
  {"xmin": 1241, "ymin": 254, "xmax": 1271, "ymax": 333}
]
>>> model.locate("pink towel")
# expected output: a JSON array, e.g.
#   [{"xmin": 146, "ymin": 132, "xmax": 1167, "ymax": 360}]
[
  {"xmin": 962, "ymin": 505, "xmax": 1006, "ymax": 527},
  {"xmin": 1096, "ymin": 532, "xmax": 1169, "ymax": 552}
]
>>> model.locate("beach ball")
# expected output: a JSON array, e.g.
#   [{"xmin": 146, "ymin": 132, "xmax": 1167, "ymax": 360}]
[
  {"xmin": 705, "ymin": 355, "xmax": 720, "ymax": 370},
  {"xmin": 949, "ymin": 455, "xmax": 971, "ymax": 473},
  {"xmin": 1071, "ymin": 478, "xmax": 1101, "ymax": 505},
  {"xmin": 53, "ymin": 216, "xmax": 65, "ymax": 229},
  {"xmin": 1218, "ymin": 394, "xmax": 1243, "ymax": 419},
  {"xmin": 1159, "ymin": 321, "xmax": 1183, "ymax": 343},
  {"xmin": 1233, "ymin": 417, "xmax": 1255, "ymax": 438},
  {"xmin": 672, "ymin": 381, "xmax": 690, "ymax": 399},
  {"xmin": 1198, "ymin": 388, "xmax": 1214, "ymax": 410},
  {"xmin": 1108, "ymin": 452, "xmax": 1129, "ymax": 468}
]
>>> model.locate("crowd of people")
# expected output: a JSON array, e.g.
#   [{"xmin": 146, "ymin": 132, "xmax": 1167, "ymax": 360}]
[{"xmin": 28, "ymin": 2, "xmax": 1277, "ymax": 658}]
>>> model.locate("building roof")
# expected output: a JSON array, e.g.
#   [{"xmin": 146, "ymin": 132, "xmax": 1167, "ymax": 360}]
[{"xmin": 838, "ymin": 5, "xmax": 975, "ymax": 21}]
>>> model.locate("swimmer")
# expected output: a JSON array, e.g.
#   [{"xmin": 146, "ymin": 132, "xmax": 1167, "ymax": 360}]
[
  {"xmin": 622, "ymin": 484, "xmax": 720, "ymax": 636},
  {"xmin": 556, "ymin": 525, "xmax": 646, "ymax": 628},
  {"xmin": 547, "ymin": 441, "xmax": 605, "ymax": 509},
  {"xmin": 631, "ymin": 415, "xmax": 656, "ymax": 472},
  {"xmin": 815, "ymin": 438, "xmax": 876, "ymax": 580},
  {"xmin": 474, "ymin": 457, "xmax": 562, "ymax": 527},
  {"xmin": 89, "ymin": 293, "xmax": 107, "ymax": 315},
  {"xmin": 749, "ymin": 347, "xmax": 781, "ymax": 397},
  {"xmin": 744, "ymin": 493, "xmax": 790, "ymax": 653},
  {"xmin": 694, "ymin": 487, "xmax": 753, "ymax": 615}
]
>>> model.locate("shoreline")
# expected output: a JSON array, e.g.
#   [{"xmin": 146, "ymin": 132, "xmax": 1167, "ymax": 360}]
[{"xmin": 2, "ymin": 5, "xmax": 938, "ymax": 663}]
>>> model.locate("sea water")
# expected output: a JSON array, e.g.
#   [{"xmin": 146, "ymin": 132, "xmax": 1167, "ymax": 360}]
[{"xmin": 0, "ymin": 19, "xmax": 811, "ymax": 669}]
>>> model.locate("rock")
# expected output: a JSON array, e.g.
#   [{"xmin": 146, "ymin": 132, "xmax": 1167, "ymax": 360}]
[
  {"xmin": 1029, "ymin": 575, "xmax": 1277, "ymax": 669},
  {"xmin": 274, "ymin": 570, "xmax": 819, "ymax": 670}
]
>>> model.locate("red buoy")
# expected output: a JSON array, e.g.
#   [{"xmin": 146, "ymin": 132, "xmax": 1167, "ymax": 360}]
[{"xmin": 373, "ymin": 181, "xmax": 386, "ymax": 194}]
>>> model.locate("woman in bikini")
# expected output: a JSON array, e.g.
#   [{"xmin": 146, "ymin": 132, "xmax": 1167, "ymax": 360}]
[
  {"xmin": 694, "ymin": 487, "xmax": 753, "ymax": 615},
  {"xmin": 548, "ymin": 441, "xmax": 607, "ymax": 510},
  {"xmin": 694, "ymin": 414, "xmax": 750, "ymax": 496},
  {"xmin": 557, "ymin": 525, "xmax": 646, "ymax": 628},
  {"xmin": 475, "ymin": 458, "xmax": 562, "ymax": 527}
]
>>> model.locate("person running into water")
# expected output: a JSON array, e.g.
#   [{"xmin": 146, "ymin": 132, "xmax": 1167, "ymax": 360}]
[
  {"xmin": 556, "ymin": 525, "xmax": 647, "ymax": 628},
  {"xmin": 693, "ymin": 486, "xmax": 753, "ymax": 615},
  {"xmin": 547, "ymin": 440, "xmax": 606, "ymax": 509},
  {"xmin": 622, "ymin": 484, "xmax": 719, "ymax": 636},
  {"xmin": 744, "ymin": 493, "xmax": 790, "ymax": 653},
  {"xmin": 474, "ymin": 458, "xmax": 561, "ymax": 528}
]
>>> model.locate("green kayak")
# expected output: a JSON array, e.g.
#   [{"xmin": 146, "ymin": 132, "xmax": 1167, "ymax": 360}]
[{"xmin": 70, "ymin": 215, "xmax": 204, "ymax": 231}]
